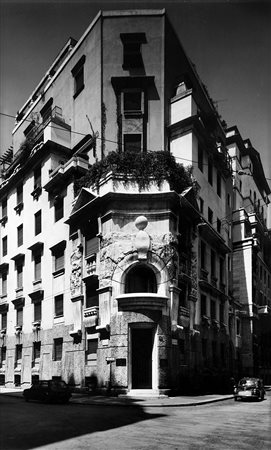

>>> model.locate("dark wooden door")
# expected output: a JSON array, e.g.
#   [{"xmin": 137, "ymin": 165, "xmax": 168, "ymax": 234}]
[{"xmin": 132, "ymin": 328, "xmax": 153, "ymax": 389}]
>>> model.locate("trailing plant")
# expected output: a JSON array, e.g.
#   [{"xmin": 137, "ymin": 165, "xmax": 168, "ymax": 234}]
[{"xmin": 74, "ymin": 150, "xmax": 195, "ymax": 196}]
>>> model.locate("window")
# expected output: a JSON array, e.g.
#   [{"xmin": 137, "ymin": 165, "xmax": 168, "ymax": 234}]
[
  {"xmin": 268, "ymin": 275, "xmax": 270, "ymax": 288},
  {"xmin": 86, "ymin": 279, "xmax": 99, "ymax": 309},
  {"xmin": 220, "ymin": 343, "xmax": 225, "ymax": 365},
  {"xmin": 71, "ymin": 55, "xmax": 85, "ymax": 98},
  {"xmin": 17, "ymin": 185, "xmax": 23, "ymax": 205},
  {"xmin": 219, "ymin": 258, "xmax": 224, "ymax": 284},
  {"xmin": 40, "ymin": 98, "xmax": 53, "ymax": 123},
  {"xmin": 123, "ymin": 134, "xmax": 142, "ymax": 153},
  {"xmin": 54, "ymin": 294, "xmax": 63, "ymax": 317},
  {"xmin": 208, "ymin": 158, "xmax": 213, "ymax": 185},
  {"xmin": 240, "ymin": 180, "xmax": 242, "ymax": 194},
  {"xmin": 210, "ymin": 299, "xmax": 216, "ymax": 320},
  {"xmin": 217, "ymin": 218, "xmax": 221, "ymax": 234},
  {"xmin": 34, "ymin": 167, "xmax": 41, "ymax": 189},
  {"xmin": 51, "ymin": 241, "xmax": 66, "ymax": 274},
  {"xmin": 199, "ymin": 197, "xmax": 204, "ymax": 214},
  {"xmin": 0, "ymin": 346, "xmax": 6, "ymax": 366},
  {"xmin": 201, "ymin": 294, "xmax": 207, "ymax": 316},
  {"xmin": 34, "ymin": 301, "xmax": 41, "ymax": 322},
  {"xmin": 54, "ymin": 197, "xmax": 64, "ymax": 222},
  {"xmin": 1, "ymin": 272, "xmax": 7, "ymax": 296},
  {"xmin": 123, "ymin": 91, "xmax": 142, "ymax": 114},
  {"xmin": 34, "ymin": 254, "xmax": 41, "ymax": 281},
  {"xmin": 54, "ymin": 249, "xmax": 64, "ymax": 272},
  {"xmin": 211, "ymin": 250, "xmax": 216, "ymax": 278},
  {"xmin": 200, "ymin": 241, "xmax": 206, "ymax": 269},
  {"xmin": 120, "ymin": 33, "xmax": 146, "ymax": 69},
  {"xmin": 125, "ymin": 265, "xmax": 157, "ymax": 293},
  {"xmin": 2, "ymin": 198, "xmax": 7, "ymax": 218},
  {"xmin": 35, "ymin": 210, "xmax": 42, "ymax": 235},
  {"xmin": 33, "ymin": 342, "xmax": 41, "ymax": 360},
  {"xmin": 17, "ymin": 263, "xmax": 23, "ymax": 289},
  {"xmin": 198, "ymin": 146, "xmax": 203, "ymax": 172},
  {"xmin": 17, "ymin": 308, "xmax": 23, "ymax": 327},
  {"xmin": 53, "ymin": 338, "xmax": 63, "ymax": 361},
  {"xmin": 15, "ymin": 344, "xmax": 22, "ymax": 362},
  {"xmin": 17, "ymin": 224, "xmax": 23, "ymax": 247},
  {"xmin": 260, "ymin": 266, "xmax": 263, "ymax": 280},
  {"xmin": 216, "ymin": 172, "xmax": 221, "ymax": 197},
  {"xmin": 14, "ymin": 374, "xmax": 21, "ymax": 387},
  {"xmin": 1, "ymin": 313, "xmax": 7, "ymax": 330},
  {"xmin": 2, "ymin": 236, "xmax": 7, "ymax": 256},
  {"xmin": 219, "ymin": 303, "xmax": 224, "ymax": 323},
  {"xmin": 86, "ymin": 339, "xmax": 98, "ymax": 363},
  {"xmin": 208, "ymin": 207, "xmax": 213, "ymax": 224},
  {"xmin": 85, "ymin": 236, "xmax": 99, "ymax": 259}
]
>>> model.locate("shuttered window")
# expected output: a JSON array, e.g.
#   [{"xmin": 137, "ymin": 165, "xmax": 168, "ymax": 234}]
[
  {"xmin": 17, "ymin": 185, "xmax": 23, "ymax": 205},
  {"xmin": 34, "ymin": 167, "xmax": 41, "ymax": 189},
  {"xmin": 2, "ymin": 199, "xmax": 7, "ymax": 217},
  {"xmin": 17, "ymin": 225, "xmax": 23, "ymax": 247},
  {"xmin": 85, "ymin": 237, "xmax": 99, "ymax": 258},
  {"xmin": 53, "ymin": 338, "xmax": 63, "ymax": 361},
  {"xmin": 1, "ymin": 313, "xmax": 7, "ymax": 330},
  {"xmin": 17, "ymin": 264, "xmax": 23, "ymax": 288},
  {"xmin": 54, "ymin": 294, "xmax": 63, "ymax": 317},
  {"xmin": 33, "ymin": 341, "xmax": 41, "ymax": 360},
  {"xmin": 17, "ymin": 308, "xmax": 23, "ymax": 327},
  {"xmin": 2, "ymin": 236, "xmax": 7, "ymax": 256},
  {"xmin": 34, "ymin": 302, "xmax": 41, "ymax": 322},
  {"xmin": 35, "ymin": 210, "xmax": 42, "ymax": 235},
  {"xmin": 16, "ymin": 344, "xmax": 22, "ymax": 361},
  {"xmin": 55, "ymin": 251, "xmax": 64, "ymax": 272},
  {"xmin": 54, "ymin": 198, "xmax": 64, "ymax": 222},
  {"xmin": 34, "ymin": 254, "xmax": 41, "ymax": 281},
  {"xmin": 2, "ymin": 273, "xmax": 7, "ymax": 296}
]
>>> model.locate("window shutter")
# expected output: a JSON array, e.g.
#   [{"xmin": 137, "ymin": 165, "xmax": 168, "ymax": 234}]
[
  {"xmin": 85, "ymin": 237, "xmax": 99, "ymax": 258},
  {"xmin": 34, "ymin": 255, "xmax": 41, "ymax": 280},
  {"xmin": 55, "ymin": 252, "xmax": 64, "ymax": 271},
  {"xmin": 17, "ymin": 265, "xmax": 23, "ymax": 288},
  {"xmin": 17, "ymin": 309, "xmax": 23, "ymax": 327}
]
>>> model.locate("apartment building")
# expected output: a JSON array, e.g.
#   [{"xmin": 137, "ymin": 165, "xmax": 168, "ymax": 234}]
[
  {"xmin": 227, "ymin": 127, "xmax": 271, "ymax": 382},
  {"xmin": 0, "ymin": 9, "xmax": 270, "ymax": 393}
]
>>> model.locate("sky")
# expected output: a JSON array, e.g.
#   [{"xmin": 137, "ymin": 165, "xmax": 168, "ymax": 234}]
[{"xmin": 0, "ymin": 0, "xmax": 270, "ymax": 185}]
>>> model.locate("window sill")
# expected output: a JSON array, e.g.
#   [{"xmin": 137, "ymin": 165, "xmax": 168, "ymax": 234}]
[
  {"xmin": 52, "ymin": 268, "xmax": 65, "ymax": 278},
  {"xmin": 54, "ymin": 316, "xmax": 64, "ymax": 325},
  {"xmin": 31, "ymin": 186, "xmax": 42, "ymax": 200},
  {"xmin": 0, "ymin": 215, "xmax": 8, "ymax": 226}
]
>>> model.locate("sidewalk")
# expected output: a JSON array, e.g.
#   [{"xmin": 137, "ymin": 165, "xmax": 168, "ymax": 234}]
[{"xmin": 0, "ymin": 387, "xmax": 233, "ymax": 407}]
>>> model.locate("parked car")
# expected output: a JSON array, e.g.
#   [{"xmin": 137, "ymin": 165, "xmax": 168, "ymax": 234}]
[
  {"xmin": 234, "ymin": 377, "xmax": 265, "ymax": 401},
  {"xmin": 23, "ymin": 380, "xmax": 71, "ymax": 403}
]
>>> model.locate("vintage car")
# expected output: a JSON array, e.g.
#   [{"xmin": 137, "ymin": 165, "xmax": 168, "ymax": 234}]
[
  {"xmin": 23, "ymin": 380, "xmax": 72, "ymax": 403},
  {"xmin": 234, "ymin": 377, "xmax": 265, "ymax": 401}
]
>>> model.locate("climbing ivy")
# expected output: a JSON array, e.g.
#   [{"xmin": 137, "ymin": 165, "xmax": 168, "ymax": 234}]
[{"xmin": 74, "ymin": 150, "xmax": 194, "ymax": 196}]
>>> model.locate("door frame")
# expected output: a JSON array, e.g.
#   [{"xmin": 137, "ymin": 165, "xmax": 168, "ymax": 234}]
[{"xmin": 128, "ymin": 323, "xmax": 158, "ymax": 391}]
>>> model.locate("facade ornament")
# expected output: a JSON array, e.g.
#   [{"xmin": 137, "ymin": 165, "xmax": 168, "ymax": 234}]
[
  {"xmin": 70, "ymin": 243, "xmax": 83, "ymax": 298},
  {"xmin": 134, "ymin": 216, "xmax": 150, "ymax": 260}
]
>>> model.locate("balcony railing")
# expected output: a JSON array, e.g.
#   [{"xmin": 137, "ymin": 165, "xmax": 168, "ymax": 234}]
[{"xmin": 26, "ymin": 106, "xmax": 66, "ymax": 144}]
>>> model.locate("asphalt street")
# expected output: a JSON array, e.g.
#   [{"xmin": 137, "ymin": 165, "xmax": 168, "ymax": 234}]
[{"xmin": 0, "ymin": 393, "xmax": 270, "ymax": 450}]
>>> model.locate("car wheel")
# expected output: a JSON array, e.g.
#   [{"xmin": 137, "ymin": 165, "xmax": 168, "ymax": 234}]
[
  {"xmin": 24, "ymin": 397, "xmax": 29, "ymax": 402},
  {"xmin": 234, "ymin": 396, "xmax": 238, "ymax": 401}
]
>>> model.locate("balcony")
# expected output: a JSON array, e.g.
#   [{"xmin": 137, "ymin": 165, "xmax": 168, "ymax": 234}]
[
  {"xmin": 83, "ymin": 306, "xmax": 99, "ymax": 328},
  {"xmin": 116, "ymin": 293, "xmax": 168, "ymax": 311},
  {"xmin": 44, "ymin": 155, "xmax": 89, "ymax": 193},
  {"xmin": 83, "ymin": 255, "xmax": 98, "ymax": 280}
]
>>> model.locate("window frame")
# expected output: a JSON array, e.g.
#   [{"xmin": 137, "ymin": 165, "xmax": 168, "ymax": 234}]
[
  {"xmin": 2, "ymin": 236, "xmax": 7, "ymax": 256},
  {"xmin": 35, "ymin": 210, "xmax": 42, "ymax": 235},
  {"xmin": 53, "ymin": 338, "xmax": 63, "ymax": 361},
  {"xmin": 17, "ymin": 224, "xmax": 23, "ymax": 247},
  {"xmin": 54, "ymin": 294, "xmax": 64, "ymax": 318},
  {"xmin": 71, "ymin": 55, "xmax": 86, "ymax": 99}
]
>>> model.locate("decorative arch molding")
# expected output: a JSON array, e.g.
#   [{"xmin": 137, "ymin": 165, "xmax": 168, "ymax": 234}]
[{"xmin": 112, "ymin": 250, "xmax": 170, "ymax": 299}]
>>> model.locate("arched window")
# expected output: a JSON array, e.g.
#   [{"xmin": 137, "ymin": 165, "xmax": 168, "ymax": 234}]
[{"xmin": 125, "ymin": 265, "xmax": 157, "ymax": 293}]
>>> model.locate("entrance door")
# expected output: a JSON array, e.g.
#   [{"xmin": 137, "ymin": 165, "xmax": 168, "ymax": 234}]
[{"xmin": 131, "ymin": 328, "xmax": 153, "ymax": 389}]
